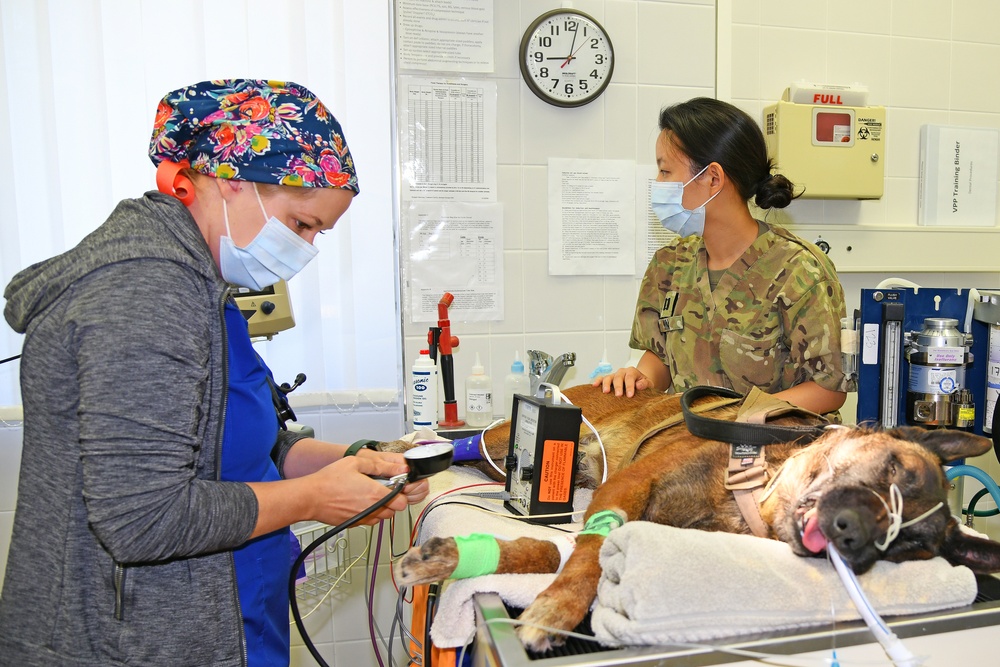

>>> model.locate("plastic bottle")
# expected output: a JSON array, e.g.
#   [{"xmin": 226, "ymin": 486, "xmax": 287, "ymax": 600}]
[
  {"xmin": 589, "ymin": 349, "xmax": 614, "ymax": 380},
  {"xmin": 502, "ymin": 351, "xmax": 531, "ymax": 419},
  {"xmin": 411, "ymin": 349, "xmax": 438, "ymax": 429},
  {"xmin": 465, "ymin": 352, "xmax": 493, "ymax": 428}
]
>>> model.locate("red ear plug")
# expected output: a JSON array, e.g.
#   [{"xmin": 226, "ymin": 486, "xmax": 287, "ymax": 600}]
[{"xmin": 156, "ymin": 160, "xmax": 195, "ymax": 205}]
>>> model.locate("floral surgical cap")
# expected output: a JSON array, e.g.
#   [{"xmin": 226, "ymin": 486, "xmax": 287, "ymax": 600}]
[{"xmin": 149, "ymin": 79, "xmax": 359, "ymax": 193}]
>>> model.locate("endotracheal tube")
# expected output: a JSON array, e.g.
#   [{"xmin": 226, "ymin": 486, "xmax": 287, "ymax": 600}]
[{"xmin": 827, "ymin": 543, "xmax": 922, "ymax": 667}]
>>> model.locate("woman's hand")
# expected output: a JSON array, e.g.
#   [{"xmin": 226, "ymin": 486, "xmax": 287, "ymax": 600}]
[
  {"xmin": 592, "ymin": 350, "xmax": 671, "ymax": 397},
  {"xmin": 592, "ymin": 366, "xmax": 653, "ymax": 397},
  {"xmin": 356, "ymin": 448, "xmax": 431, "ymax": 505},
  {"xmin": 304, "ymin": 455, "xmax": 425, "ymax": 527},
  {"xmin": 249, "ymin": 452, "xmax": 430, "ymax": 537}
]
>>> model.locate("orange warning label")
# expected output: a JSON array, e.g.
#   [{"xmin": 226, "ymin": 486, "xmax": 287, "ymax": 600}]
[{"xmin": 537, "ymin": 439, "xmax": 574, "ymax": 503}]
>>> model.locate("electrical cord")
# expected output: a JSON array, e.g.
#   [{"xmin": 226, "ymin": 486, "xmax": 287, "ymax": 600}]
[
  {"xmin": 289, "ymin": 480, "xmax": 406, "ymax": 667},
  {"xmin": 393, "ymin": 582, "xmax": 423, "ymax": 664},
  {"xmin": 478, "ymin": 418, "xmax": 507, "ymax": 478},
  {"xmin": 387, "ymin": 583, "xmax": 416, "ymax": 667},
  {"xmin": 536, "ymin": 382, "xmax": 608, "ymax": 484},
  {"xmin": 408, "ymin": 483, "xmax": 504, "ymax": 546},
  {"xmin": 368, "ymin": 521, "xmax": 387, "ymax": 667}
]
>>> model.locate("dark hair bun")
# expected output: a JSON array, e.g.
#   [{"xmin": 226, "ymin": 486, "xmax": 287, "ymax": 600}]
[{"xmin": 754, "ymin": 173, "xmax": 796, "ymax": 209}]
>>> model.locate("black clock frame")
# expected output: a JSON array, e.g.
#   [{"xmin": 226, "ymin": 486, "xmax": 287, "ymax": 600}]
[{"xmin": 518, "ymin": 8, "xmax": 615, "ymax": 108}]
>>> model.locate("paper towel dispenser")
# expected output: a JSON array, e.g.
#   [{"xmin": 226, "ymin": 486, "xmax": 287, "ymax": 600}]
[{"xmin": 763, "ymin": 85, "xmax": 885, "ymax": 200}]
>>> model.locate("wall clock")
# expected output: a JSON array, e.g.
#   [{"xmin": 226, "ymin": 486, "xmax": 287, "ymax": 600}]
[{"xmin": 519, "ymin": 8, "xmax": 615, "ymax": 108}]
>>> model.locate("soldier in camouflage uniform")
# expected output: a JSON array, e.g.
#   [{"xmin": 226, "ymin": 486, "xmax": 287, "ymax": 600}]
[
  {"xmin": 597, "ymin": 98, "xmax": 853, "ymax": 415},
  {"xmin": 630, "ymin": 223, "xmax": 853, "ymax": 398}
]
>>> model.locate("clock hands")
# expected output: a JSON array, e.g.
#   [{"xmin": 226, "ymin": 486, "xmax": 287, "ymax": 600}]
[
  {"xmin": 561, "ymin": 32, "xmax": 589, "ymax": 68},
  {"xmin": 561, "ymin": 24, "xmax": 579, "ymax": 68}
]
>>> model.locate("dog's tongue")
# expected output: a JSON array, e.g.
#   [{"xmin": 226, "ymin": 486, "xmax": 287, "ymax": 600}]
[{"xmin": 801, "ymin": 508, "xmax": 828, "ymax": 553}]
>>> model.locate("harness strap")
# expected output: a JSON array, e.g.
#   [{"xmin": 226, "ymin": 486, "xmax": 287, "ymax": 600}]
[
  {"xmin": 732, "ymin": 487, "xmax": 770, "ymax": 537},
  {"xmin": 726, "ymin": 439, "xmax": 770, "ymax": 537},
  {"xmin": 681, "ymin": 386, "xmax": 829, "ymax": 446},
  {"xmin": 682, "ymin": 386, "xmax": 829, "ymax": 539},
  {"xmin": 615, "ymin": 395, "xmax": 742, "ymax": 472}
]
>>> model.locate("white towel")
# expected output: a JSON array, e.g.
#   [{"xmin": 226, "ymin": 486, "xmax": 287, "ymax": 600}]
[
  {"xmin": 430, "ymin": 573, "xmax": 556, "ymax": 648},
  {"xmin": 591, "ymin": 521, "xmax": 978, "ymax": 646}
]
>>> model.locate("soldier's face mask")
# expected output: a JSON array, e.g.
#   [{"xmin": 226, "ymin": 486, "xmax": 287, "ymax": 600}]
[{"xmin": 650, "ymin": 165, "xmax": 720, "ymax": 238}]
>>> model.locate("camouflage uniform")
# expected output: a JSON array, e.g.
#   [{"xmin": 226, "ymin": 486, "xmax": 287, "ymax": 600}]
[{"xmin": 630, "ymin": 223, "xmax": 855, "ymax": 396}]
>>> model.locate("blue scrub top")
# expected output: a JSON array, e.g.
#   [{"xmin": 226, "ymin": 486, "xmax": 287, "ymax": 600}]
[{"xmin": 221, "ymin": 302, "xmax": 290, "ymax": 666}]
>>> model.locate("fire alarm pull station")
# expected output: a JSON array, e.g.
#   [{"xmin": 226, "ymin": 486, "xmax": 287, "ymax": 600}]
[
  {"xmin": 504, "ymin": 392, "xmax": 581, "ymax": 524},
  {"xmin": 763, "ymin": 83, "xmax": 885, "ymax": 199}
]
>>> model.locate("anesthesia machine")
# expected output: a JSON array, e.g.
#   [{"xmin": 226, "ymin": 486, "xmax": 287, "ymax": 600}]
[{"xmin": 853, "ymin": 286, "xmax": 1000, "ymax": 442}]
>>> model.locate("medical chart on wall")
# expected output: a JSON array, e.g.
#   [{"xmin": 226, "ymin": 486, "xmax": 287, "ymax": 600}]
[
  {"xmin": 396, "ymin": 0, "xmax": 494, "ymax": 73},
  {"xmin": 404, "ymin": 202, "xmax": 504, "ymax": 323},
  {"xmin": 547, "ymin": 158, "xmax": 635, "ymax": 276},
  {"xmin": 636, "ymin": 166, "xmax": 677, "ymax": 272},
  {"xmin": 399, "ymin": 77, "xmax": 498, "ymax": 202}
]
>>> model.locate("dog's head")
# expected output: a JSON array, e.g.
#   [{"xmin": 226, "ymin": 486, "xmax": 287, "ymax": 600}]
[{"xmin": 761, "ymin": 425, "xmax": 1000, "ymax": 574}]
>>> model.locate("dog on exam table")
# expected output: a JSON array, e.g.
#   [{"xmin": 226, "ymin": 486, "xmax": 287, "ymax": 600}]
[{"xmin": 383, "ymin": 385, "xmax": 1000, "ymax": 652}]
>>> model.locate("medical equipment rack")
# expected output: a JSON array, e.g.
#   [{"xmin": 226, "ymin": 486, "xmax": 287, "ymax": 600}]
[{"xmin": 291, "ymin": 521, "xmax": 358, "ymax": 607}]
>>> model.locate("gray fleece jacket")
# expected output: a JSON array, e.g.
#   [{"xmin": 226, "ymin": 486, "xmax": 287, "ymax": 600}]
[{"xmin": 0, "ymin": 193, "xmax": 304, "ymax": 666}]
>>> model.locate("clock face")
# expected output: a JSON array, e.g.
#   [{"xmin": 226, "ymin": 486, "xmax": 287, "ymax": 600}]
[{"xmin": 519, "ymin": 10, "xmax": 614, "ymax": 108}]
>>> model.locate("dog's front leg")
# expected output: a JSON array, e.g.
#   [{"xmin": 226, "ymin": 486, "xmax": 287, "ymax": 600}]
[
  {"xmin": 515, "ymin": 532, "xmax": 604, "ymax": 652},
  {"xmin": 394, "ymin": 536, "xmax": 562, "ymax": 586},
  {"xmin": 517, "ymin": 459, "xmax": 662, "ymax": 651}
]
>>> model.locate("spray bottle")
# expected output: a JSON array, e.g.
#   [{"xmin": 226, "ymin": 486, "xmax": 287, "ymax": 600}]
[
  {"xmin": 411, "ymin": 349, "xmax": 438, "ymax": 429},
  {"xmin": 502, "ymin": 351, "xmax": 531, "ymax": 419},
  {"xmin": 465, "ymin": 353, "xmax": 493, "ymax": 428},
  {"xmin": 589, "ymin": 350, "xmax": 614, "ymax": 381}
]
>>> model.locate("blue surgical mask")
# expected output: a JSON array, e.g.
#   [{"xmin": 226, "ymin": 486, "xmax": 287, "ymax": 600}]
[
  {"xmin": 219, "ymin": 183, "xmax": 319, "ymax": 290},
  {"xmin": 650, "ymin": 165, "xmax": 720, "ymax": 238}
]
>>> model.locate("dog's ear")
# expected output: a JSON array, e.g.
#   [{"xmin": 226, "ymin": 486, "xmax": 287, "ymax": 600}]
[
  {"xmin": 885, "ymin": 426, "xmax": 992, "ymax": 464},
  {"xmin": 939, "ymin": 517, "xmax": 1000, "ymax": 573}
]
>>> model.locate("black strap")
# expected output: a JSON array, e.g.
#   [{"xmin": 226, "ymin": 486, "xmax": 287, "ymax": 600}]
[
  {"xmin": 266, "ymin": 375, "xmax": 296, "ymax": 431},
  {"xmin": 680, "ymin": 386, "xmax": 828, "ymax": 446},
  {"xmin": 345, "ymin": 439, "xmax": 379, "ymax": 456}
]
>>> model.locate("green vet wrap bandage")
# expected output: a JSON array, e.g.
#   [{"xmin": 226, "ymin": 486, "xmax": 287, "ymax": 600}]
[
  {"xmin": 451, "ymin": 534, "xmax": 501, "ymax": 579},
  {"xmin": 578, "ymin": 510, "xmax": 625, "ymax": 537}
]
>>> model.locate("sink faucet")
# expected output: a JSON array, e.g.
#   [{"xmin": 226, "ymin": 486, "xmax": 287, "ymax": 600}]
[{"xmin": 527, "ymin": 350, "xmax": 576, "ymax": 395}]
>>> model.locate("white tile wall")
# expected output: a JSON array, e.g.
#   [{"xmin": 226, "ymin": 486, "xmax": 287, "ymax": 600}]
[{"xmin": 890, "ymin": 0, "xmax": 952, "ymax": 39}]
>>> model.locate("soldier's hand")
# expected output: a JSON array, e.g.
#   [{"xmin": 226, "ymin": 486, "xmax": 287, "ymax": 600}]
[{"xmin": 592, "ymin": 367, "xmax": 651, "ymax": 397}]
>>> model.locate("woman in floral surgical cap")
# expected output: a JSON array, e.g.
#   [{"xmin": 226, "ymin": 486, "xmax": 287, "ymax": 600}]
[{"xmin": 0, "ymin": 79, "xmax": 427, "ymax": 667}]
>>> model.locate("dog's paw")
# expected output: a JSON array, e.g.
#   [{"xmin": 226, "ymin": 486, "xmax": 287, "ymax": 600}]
[
  {"xmin": 374, "ymin": 439, "xmax": 411, "ymax": 454},
  {"xmin": 393, "ymin": 537, "xmax": 459, "ymax": 585},
  {"xmin": 515, "ymin": 575, "xmax": 598, "ymax": 653},
  {"xmin": 515, "ymin": 595, "xmax": 572, "ymax": 653}
]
